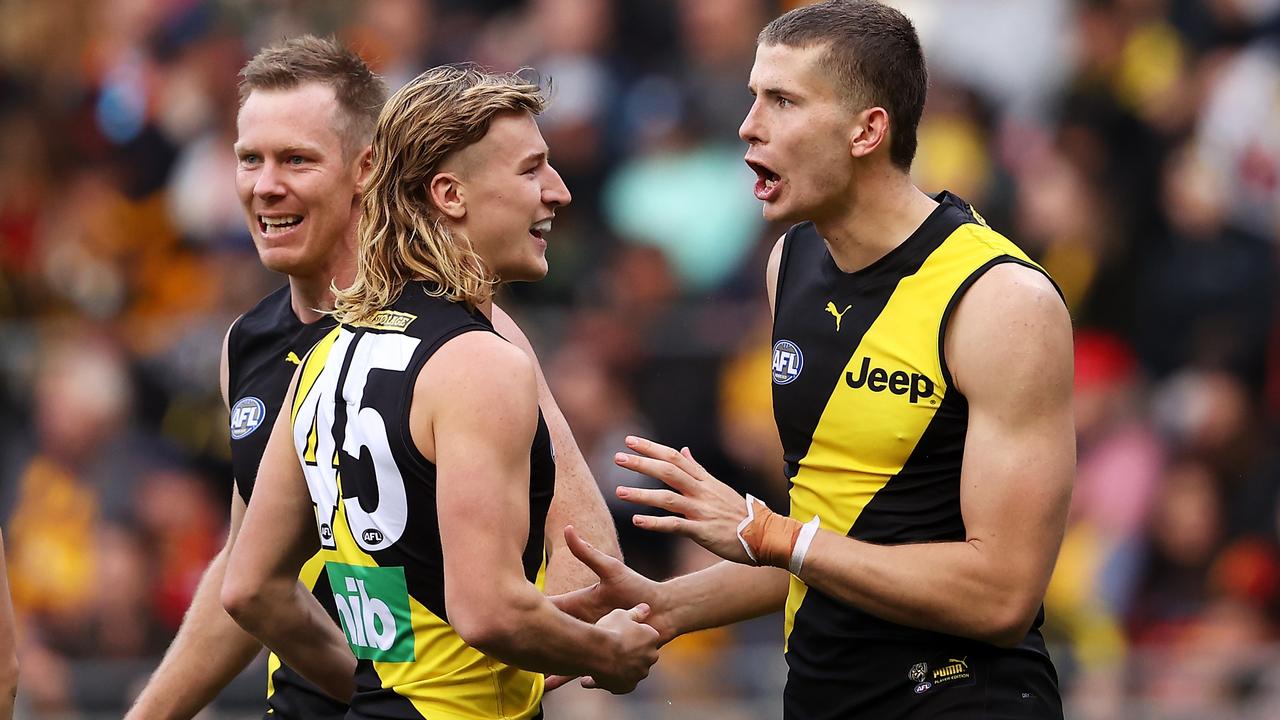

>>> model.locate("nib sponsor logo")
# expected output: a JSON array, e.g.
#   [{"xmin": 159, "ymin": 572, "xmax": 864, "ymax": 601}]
[{"xmin": 327, "ymin": 563, "xmax": 415, "ymax": 662}]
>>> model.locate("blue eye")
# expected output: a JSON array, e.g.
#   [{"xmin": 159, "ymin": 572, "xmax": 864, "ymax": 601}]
[
  {"xmin": 288, "ymin": 155, "xmax": 305, "ymax": 165},
  {"xmin": 240, "ymin": 154, "xmax": 260, "ymax": 165}
]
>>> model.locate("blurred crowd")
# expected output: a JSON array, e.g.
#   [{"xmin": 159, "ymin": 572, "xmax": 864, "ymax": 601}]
[{"xmin": 0, "ymin": 0, "xmax": 1279, "ymax": 717}]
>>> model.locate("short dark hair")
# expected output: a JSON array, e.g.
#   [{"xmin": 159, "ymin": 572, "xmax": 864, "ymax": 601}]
[
  {"xmin": 759, "ymin": 0, "xmax": 927, "ymax": 170},
  {"xmin": 238, "ymin": 35, "xmax": 388, "ymax": 155}
]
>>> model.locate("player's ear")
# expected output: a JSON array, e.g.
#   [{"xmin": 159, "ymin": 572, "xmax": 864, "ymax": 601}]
[
  {"xmin": 849, "ymin": 106, "xmax": 889, "ymax": 160},
  {"xmin": 353, "ymin": 145, "xmax": 374, "ymax": 194},
  {"xmin": 429, "ymin": 172, "xmax": 467, "ymax": 220}
]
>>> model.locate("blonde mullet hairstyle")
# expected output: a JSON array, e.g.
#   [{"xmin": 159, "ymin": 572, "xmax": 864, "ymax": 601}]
[{"xmin": 334, "ymin": 65, "xmax": 547, "ymax": 324}]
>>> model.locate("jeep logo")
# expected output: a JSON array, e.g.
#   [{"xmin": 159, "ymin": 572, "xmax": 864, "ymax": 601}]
[{"xmin": 845, "ymin": 356, "xmax": 935, "ymax": 404}]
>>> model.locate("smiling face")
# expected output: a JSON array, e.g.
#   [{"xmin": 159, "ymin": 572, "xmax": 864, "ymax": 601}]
[
  {"xmin": 444, "ymin": 112, "xmax": 571, "ymax": 282},
  {"xmin": 739, "ymin": 43, "xmax": 864, "ymax": 224},
  {"xmin": 234, "ymin": 82, "xmax": 364, "ymax": 279}
]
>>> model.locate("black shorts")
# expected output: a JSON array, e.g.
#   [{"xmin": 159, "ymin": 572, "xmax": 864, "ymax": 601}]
[{"xmin": 783, "ymin": 638, "xmax": 1062, "ymax": 719}]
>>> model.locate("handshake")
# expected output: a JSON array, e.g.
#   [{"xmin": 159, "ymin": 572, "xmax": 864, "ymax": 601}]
[
  {"xmin": 544, "ymin": 436, "xmax": 806, "ymax": 695},
  {"xmin": 545, "ymin": 526, "xmax": 669, "ymax": 695}
]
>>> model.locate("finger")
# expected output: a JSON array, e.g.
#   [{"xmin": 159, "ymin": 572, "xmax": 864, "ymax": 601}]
[
  {"xmin": 563, "ymin": 525, "xmax": 624, "ymax": 579},
  {"xmin": 632, "ymin": 513, "xmax": 694, "ymax": 536},
  {"xmin": 680, "ymin": 446, "xmax": 708, "ymax": 474},
  {"xmin": 624, "ymin": 435, "xmax": 685, "ymax": 463},
  {"xmin": 580, "ymin": 676, "xmax": 598, "ymax": 689},
  {"xmin": 615, "ymin": 486, "xmax": 693, "ymax": 516},
  {"xmin": 680, "ymin": 445, "xmax": 716, "ymax": 482},
  {"xmin": 544, "ymin": 674, "xmax": 577, "ymax": 692},
  {"xmin": 627, "ymin": 602, "xmax": 651, "ymax": 622},
  {"xmin": 615, "ymin": 453, "xmax": 697, "ymax": 493},
  {"xmin": 627, "ymin": 435, "xmax": 712, "ymax": 483}
]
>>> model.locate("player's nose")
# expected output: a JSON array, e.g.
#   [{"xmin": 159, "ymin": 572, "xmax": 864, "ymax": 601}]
[
  {"xmin": 254, "ymin": 161, "xmax": 287, "ymax": 200},
  {"xmin": 739, "ymin": 100, "xmax": 765, "ymax": 144},
  {"xmin": 543, "ymin": 165, "xmax": 571, "ymax": 208}
]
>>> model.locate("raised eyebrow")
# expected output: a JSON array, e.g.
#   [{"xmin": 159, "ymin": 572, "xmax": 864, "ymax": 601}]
[{"xmin": 522, "ymin": 149, "xmax": 548, "ymax": 166}]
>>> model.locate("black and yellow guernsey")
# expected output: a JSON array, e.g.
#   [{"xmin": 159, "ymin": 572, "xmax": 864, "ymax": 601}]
[
  {"xmin": 290, "ymin": 280, "xmax": 554, "ymax": 720},
  {"xmin": 771, "ymin": 192, "xmax": 1063, "ymax": 719},
  {"xmin": 227, "ymin": 285, "xmax": 347, "ymax": 720}
]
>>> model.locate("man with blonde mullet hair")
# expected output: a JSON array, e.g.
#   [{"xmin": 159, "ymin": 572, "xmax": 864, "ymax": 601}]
[{"xmin": 223, "ymin": 65, "xmax": 660, "ymax": 719}]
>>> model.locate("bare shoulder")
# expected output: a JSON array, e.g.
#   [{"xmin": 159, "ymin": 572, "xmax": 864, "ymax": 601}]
[
  {"xmin": 420, "ymin": 330, "xmax": 536, "ymax": 395},
  {"xmin": 766, "ymin": 233, "xmax": 787, "ymax": 317},
  {"xmin": 220, "ymin": 318, "xmax": 237, "ymax": 410},
  {"xmin": 946, "ymin": 263, "xmax": 1072, "ymax": 401},
  {"xmin": 410, "ymin": 329, "xmax": 538, "ymax": 459}
]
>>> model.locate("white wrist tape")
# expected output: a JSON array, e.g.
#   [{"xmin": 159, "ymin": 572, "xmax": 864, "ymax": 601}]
[
  {"xmin": 735, "ymin": 494, "xmax": 761, "ymax": 564},
  {"xmin": 788, "ymin": 516, "xmax": 821, "ymax": 575}
]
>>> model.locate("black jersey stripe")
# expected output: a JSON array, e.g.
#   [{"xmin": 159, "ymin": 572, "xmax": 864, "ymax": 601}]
[{"xmin": 349, "ymin": 660, "xmax": 427, "ymax": 717}]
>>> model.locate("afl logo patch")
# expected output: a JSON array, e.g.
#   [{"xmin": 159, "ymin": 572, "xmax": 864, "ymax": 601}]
[
  {"xmin": 230, "ymin": 397, "xmax": 267, "ymax": 439},
  {"xmin": 772, "ymin": 340, "xmax": 804, "ymax": 385}
]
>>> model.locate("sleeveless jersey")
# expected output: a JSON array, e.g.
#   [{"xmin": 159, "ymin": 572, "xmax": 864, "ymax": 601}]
[
  {"xmin": 771, "ymin": 192, "xmax": 1062, "ymax": 718},
  {"xmin": 226, "ymin": 285, "xmax": 348, "ymax": 720},
  {"xmin": 290, "ymin": 280, "xmax": 555, "ymax": 720}
]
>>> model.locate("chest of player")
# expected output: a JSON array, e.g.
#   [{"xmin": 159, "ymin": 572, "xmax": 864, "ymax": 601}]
[
  {"xmin": 228, "ymin": 317, "xmax": 334, "ymax": 501},
  {"xmin": 771, "ymin": 258, "xmax": 955, "ymax": 475}
]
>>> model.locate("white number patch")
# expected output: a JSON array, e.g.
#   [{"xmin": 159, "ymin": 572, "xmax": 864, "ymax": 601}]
[{"xmin": 293, "ymin": 330, "xmax": 421, "ymax": 552}]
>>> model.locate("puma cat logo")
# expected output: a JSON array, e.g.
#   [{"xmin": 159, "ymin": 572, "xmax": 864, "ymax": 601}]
[{"xmin": 825, "ymin": 302, "xmax": 852, "ymax": 331}]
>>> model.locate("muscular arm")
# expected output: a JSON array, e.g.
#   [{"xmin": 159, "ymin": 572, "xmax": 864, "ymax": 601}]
[
  {"xmin": 0, "ymin": 530, "xmax": 18, "ymax": 720},
  {"xmin": 796, "ymin": 264, "xmax": 1074, "ymax": 645},
  {"xmin": 490, "ymin": 304, "xmax": 622, "ymax": 594},
  {"xmin": 222, "ymin": 370, "xmax": 356, "ymax": 701},
  {"xmin": 127, "ymin": 325, "xmax": 262, "ymax": 720},
  {"xmin": 424, "ymin": 333, "xmax": 655, "ymax": 687}
]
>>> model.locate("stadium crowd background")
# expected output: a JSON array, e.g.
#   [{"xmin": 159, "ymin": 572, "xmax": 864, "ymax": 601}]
[{"xmin": 0, "ymin": 0, "xmax": 1279, "ymax": 717}]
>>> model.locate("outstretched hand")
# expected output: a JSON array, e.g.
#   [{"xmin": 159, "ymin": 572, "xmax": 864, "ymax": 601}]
[{"xmin": 613, "ymin": 436, "xmax": 755, "ymax": 565}]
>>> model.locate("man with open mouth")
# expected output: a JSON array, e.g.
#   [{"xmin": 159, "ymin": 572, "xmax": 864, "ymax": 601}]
[{"xmin": 558, "ymin": 2, "xmax": 1076, "ymax": 718}]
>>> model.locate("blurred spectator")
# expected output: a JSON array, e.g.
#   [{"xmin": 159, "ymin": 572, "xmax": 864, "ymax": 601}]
[
  {"xmin": 1195, "ymin": 39, "xmax": 1280, "ymax": 241},
  {"xmin": 1136, "ymin": 146, "xmax": 1275, "ymax": 387}
]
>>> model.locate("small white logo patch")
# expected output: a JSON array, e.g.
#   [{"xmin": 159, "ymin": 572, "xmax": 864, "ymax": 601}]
[
  {"xmin": 772, "ymin": 340, "xmax": 804, "ymax": 385},
  {"xmin": 230, "ymin": 396, "xmax": 267, "ymax": 439}
]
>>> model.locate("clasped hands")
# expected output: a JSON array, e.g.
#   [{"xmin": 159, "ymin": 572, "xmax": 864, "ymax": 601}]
[{"xmin": 548, "ymin": 435, "xmax": 801, "ymax": 691}]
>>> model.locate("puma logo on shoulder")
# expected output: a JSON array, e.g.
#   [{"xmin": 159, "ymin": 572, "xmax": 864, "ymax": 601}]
[{"xmin": 285, "ymin": 351, "xmax": 302, "ymax": 365}]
